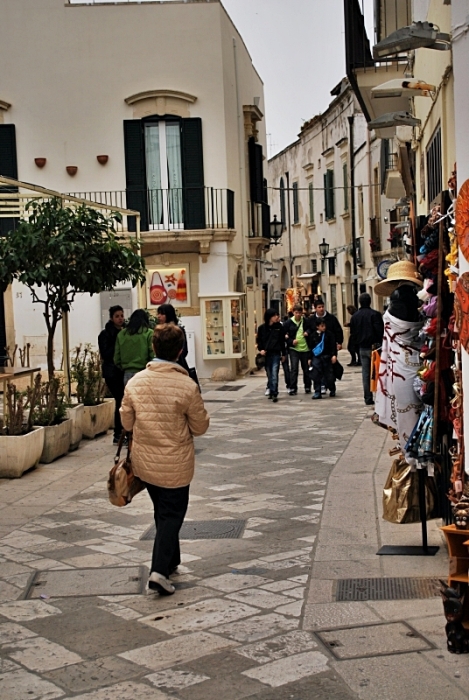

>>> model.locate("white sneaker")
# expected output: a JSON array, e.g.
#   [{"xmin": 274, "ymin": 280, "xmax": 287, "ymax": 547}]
[
  {"xmin": 264, "ymin": 388, "xmax": 270, "ymax": 396},
  {"xmin": 148, "ymin": 572, "xmax": 175, "ymax": 595}
]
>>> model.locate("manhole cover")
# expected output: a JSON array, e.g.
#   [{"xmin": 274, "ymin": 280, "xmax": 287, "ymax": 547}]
[
  {"xmin": 141, "ymin": 519, "xmax": 246, "ymax": 541},
  {"xmin": 216, "ymin": 385, "xmax": 245, "ymax": 391},
  {"xmin": 336, "ymin": 577, "xmax": 440, "ymax": 601},
  {"xmin": 23, "ymin": 566, "xmax": 146, "ymax": 599},
  {"xmin": 316, "ymin": 621, "xmax": 434, "ymax": 660}
]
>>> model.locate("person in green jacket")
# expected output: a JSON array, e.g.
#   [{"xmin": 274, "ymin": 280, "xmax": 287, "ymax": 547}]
[{"xmin": 114, "ymin": 309, "xmax": 154, "ymax": 386}]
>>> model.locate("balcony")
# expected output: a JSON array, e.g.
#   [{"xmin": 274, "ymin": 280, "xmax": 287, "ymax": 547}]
[{"xmin": 344, "ymin": 0, "xmax": 410, "ymax": 124}]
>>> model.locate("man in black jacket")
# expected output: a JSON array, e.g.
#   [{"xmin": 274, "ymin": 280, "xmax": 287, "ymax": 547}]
[
  {"xmin": 308, "ymin": 299, "xmax": 344, "ymax": 349},
  {"xmin": 98, "ymin": 305, "xmax": 125, "ymax": 443},
  {"xmin": 256, "ymin": 309, "xmax": 286, "ymax": 403},
  {"xmin": 350, "ymin": 293, "xmax": 384, "ymax": 405}
]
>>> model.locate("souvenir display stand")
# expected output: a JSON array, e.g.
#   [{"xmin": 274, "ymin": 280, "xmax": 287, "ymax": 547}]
[{"xmin": 199, "ymin": 294, "xmax": 246, "ymax": 360}]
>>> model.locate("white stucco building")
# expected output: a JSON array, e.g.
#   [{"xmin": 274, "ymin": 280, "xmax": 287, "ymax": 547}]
[{"xmin": 0, "ymin": 0, "xmax": 270, "ymax": 378}]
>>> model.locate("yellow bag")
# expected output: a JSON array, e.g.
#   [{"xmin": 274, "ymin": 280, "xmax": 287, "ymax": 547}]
[{"xmin": 382, "ymin": 458, "xmax": 435, "ymax": 524}]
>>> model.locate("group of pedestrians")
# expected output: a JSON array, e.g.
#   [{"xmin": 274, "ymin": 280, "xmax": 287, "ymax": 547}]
[
  {"xmin": 98, "ymin": 307, "xmax": 209, "ymax": 597},
  {"xmin": 98, "ymin": 304, "xmax": 192, "ymax": 445},
  {"xmin": 256, "ymin": 294, "xmax": 383, "ymax": 406},
  {"xmin": 256, "ymin": 298, "xmax": 344, "ymax": 402}
]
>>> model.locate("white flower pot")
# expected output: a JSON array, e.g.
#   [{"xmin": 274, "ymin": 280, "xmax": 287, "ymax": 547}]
[
  {"xmin": 37, "ymin": 419, "xmax": 72, "ymax": 464},
  {"xmin": 0, "ymin": 427, "xmax": 45, "ymax": 478},
  {"xmin": 66, "ymin": 404, "xmax": 84, "ymax": 451},
  {"xmin": 82, "ymin": 398, "xmax": 115, "ymax": 439}
]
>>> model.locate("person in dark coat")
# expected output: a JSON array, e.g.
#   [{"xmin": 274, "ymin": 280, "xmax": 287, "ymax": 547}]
[
  {"xmin": 256, "ymin": 309, "xmax": 286, "ymax": 403},
  {"xmin": 157, "ymin": 303, "xmax": 200, "ymax": 389},
  {"xmin": 309, "ymin": 317, "xmax": 337, "ymax": 399},
  {"xmin": 344, "ymin": 304, "xmax": 360, "ymax": 366},
  {"xmin": 308, "ymin": 299, "xmax": 344, "ymax": 349},
  {"xmin": 98, "ymin": 305, "xmax": 125, "ymax": 444},
  {"xmin": 349, "ymin": 293, "xmax": 384, "ymax": 406}
]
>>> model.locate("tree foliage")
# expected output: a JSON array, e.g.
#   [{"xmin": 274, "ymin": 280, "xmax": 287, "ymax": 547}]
[{"xmin": 0, "ymin": 197, "xmax": 146, "ymax": 375}]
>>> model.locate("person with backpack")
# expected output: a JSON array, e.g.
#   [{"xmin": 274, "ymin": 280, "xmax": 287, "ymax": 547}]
[{"xmin": 309, "ymin": 317, "xmax": 337, "ymax": 399}]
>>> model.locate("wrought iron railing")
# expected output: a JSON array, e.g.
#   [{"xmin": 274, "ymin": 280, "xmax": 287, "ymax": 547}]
[{"xmin": 67, "ymin": 187, "xmax": 235, "ymax": 232}]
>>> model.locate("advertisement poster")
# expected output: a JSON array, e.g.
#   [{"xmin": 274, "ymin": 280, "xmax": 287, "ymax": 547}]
[{"xmin": 146, "ymin": 266, "xmax": 191, "ymax": 308}]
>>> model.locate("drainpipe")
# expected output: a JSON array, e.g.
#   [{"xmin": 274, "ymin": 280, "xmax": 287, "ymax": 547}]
[
  {"xmin": 233, "ymin": 38, "xmax": 248, "ymax": 288},
  {"xmin": 285, "ymin": 171, "xmax": 293, "ymax": 285},
  {"xmin": 348, "ymin": 115, "xmax": 359, "ymax": 308}
]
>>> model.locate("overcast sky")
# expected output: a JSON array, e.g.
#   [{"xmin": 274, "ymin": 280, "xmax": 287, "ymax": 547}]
[{"xmin": 222, "ymin": 0, "xmax": 374, "ymax": 157}]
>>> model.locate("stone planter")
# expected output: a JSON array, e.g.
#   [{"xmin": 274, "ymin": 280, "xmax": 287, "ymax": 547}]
[
  {"xmin": 0, "ymin": 427, "xmax": 45, "ymax": 478},
  {"xmin": 82, "ymin": 398, "xmax": 115, "ymax": 439},
  {"xmin": 37, "ymin": 419, "xmax": 72, "ymax": 464},
  {"xmin": 66, "ymin": 404, "xmax": 84, "ymax": 451}
]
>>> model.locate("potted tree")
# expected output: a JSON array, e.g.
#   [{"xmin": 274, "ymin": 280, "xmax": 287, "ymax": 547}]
[
  {"xmin": 31, "ymin": 377, "xmax": 72, "ymax": 463},
  {"xmin": 71, "ymin": 345, "xmax": 114, "ymax": 439},
  {"xmin": 0, "ymin": 196, "xmax": 146, "ymax": 386},
  {"xmin": 0, "ymin": 376, "xmax": 44, "ymax": 478}
]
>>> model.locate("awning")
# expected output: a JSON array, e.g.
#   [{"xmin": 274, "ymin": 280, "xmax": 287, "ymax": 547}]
[{"xmin": 297, "ymin": 272, "xmax": 321, "ymax": 279}]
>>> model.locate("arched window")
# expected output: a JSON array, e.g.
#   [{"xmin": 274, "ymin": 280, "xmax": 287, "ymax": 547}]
[{"xmin": 280, "ymin": 177, "xmax": 286, "ymax": 229}]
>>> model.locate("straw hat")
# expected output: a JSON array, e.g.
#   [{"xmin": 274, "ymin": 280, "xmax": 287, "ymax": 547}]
[{"xmin": 374, "ymin": 260, "xmax": 423, "ymax": 296}]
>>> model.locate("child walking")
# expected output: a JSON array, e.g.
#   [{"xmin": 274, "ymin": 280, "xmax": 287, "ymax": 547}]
[{"xmin": 309, "ymin": 318, "xmax": 337, "ymax": 399}]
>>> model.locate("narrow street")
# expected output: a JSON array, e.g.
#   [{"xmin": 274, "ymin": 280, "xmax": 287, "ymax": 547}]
[{"xmin": 0, "ymin": 364, "xmax": 466, "ymax": 700}]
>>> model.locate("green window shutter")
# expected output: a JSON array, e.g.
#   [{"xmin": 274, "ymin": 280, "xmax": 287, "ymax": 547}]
[
  {"xmin": 329, "ymin": 169, "xmax": 335, "ymax": 219},
  {"xmin": 0, "ymin": 124, "xmax": 19, "ymax": 237},
  {"xmin": 181, "ymin": 117, "xmax": 205, "ymax": 230},
  {"xmin": 324, "ymin": 172, "xmax": 328, "ymax": 219},
  {"xmin": 292, "ymin": 182, "xmax": 299, "ymax": 223},
  {"xmin": 309, "ymin": 182, "xmax": 314, "ymax": 223},
  {"xmin": 123, "ymin": 120, "xmax": 148, "ymax": 232},
  {"xmin": 248, "ymin": 137, "xmax": 264, "ymax": 203},
  {"xmin": 343, "ymin": 163, "xmax": 348, "ymax": 211}
]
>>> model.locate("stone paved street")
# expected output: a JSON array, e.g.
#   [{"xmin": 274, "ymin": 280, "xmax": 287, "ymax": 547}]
[{"xmin": 0, "ymin": 362, "xmax": 467, "ymax": 699}]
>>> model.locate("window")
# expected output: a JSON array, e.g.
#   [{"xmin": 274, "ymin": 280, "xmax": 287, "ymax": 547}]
[
  {"xmin": 280, "ymin": 178, "xmax": 286, "ymax": 228},
  {"xmin": 324, "ymin": 169, "xmax": 335, "ymax": 220},
  {"xmin": 311, "ymin": 258, "xmax": 318, "ymax": 273},
  {"xmin": 292, "ymin": 182, "xmax": 299, "ymax": 223},
  {"xmin": 328, "ymin": 257, "xmax": 336, "ymax": 276},
  {"xmin": 295, "ymin": 265, "xmax": 302, "ymax": 276},
  {"xmin": 145, "ymin": 121, "xmax": 183, "ymax": 229},
  {"xmin": 308, "ymin": 181, "xmax": 315, "ymax": 224},
  {"xmin": 343, "ymin": 162, "xmax": 348, "ymax": 212},
  {"xmin": 321, "ymin": 258, "xmax": 327, "ymax": 275},
  {"xmin": 426, "ymin": 125, "xmax": 442, "ymax": 204},
  {"xmin": 123, "ymin": 116, "xmax": 205, "ymax": 232},
  {"xmin": 330, "ymin": 284, "xmax": 337, "ymax": 316}
]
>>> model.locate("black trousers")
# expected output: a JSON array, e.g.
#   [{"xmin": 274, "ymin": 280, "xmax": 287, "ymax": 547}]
[
  {"xmin": 105, "ymin": 375, "xmax": 124, "ymax": 440},
  {"xmin": 289, "ymin": 349, "xmax": 312, "ymax": 392},
  {"xmin": 145, "ymin": 483, "xmax": 190, "ymax": 578},
  {"xmin": 311, "ymin": 355, "xmax": 335, "ymax": 392}
]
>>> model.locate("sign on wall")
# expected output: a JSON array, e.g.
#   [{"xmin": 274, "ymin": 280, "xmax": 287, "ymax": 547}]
[{"xmin": 146, "ymin": 266, "xmax": 191, "ymax": 308}]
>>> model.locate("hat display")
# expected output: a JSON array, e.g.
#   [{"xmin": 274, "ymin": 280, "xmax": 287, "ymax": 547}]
[{"xmin": 374, "ymin": 260, "xmax": 423, "ymax": 296}]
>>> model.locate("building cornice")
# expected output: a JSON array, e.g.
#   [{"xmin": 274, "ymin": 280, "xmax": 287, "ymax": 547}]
[{"xmin": 125, "ymin": 90, "xmax": 197, "ymax": 106}]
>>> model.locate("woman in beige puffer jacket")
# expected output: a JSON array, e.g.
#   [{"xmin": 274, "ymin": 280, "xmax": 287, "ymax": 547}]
[{"xmin": 120, "ymin": 323, "xmax": 209, "ymax": 596}]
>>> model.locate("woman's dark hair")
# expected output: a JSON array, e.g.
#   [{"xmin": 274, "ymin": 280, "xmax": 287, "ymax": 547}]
[
  {"xmin": 157, "ymin": 303, "xmax": 178, "ymax": 325},
  {"xmin": 109, "ymin": 305, "xmax": 123, "ymax": 318},
  {"xmin": 264, "ymin": 308, "xmax": 278, "ymax": 324},
  {"xmin": 346, "ymin": 305, "xmax": 357, "ymax": 315},
  {"xmin": 126, "ymin": 309, "xmax": 150, "ymax": 335}
]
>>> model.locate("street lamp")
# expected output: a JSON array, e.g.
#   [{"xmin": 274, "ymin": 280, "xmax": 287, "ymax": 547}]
[
  {"xmin": 319, "ymin": 238, "xmax": 330, "ymax": 259},
  {"xmin": 372, "ymin": 21, "xmax": 451, "ymax": 60},
  {"xmin": 269, "ymin": 215, "xmax": 283, "ymax": 245}
]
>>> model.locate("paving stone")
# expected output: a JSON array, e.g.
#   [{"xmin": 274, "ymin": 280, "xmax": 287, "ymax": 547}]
[
  {"xmin": 71, "ymin": 681, "xmax": 169, "ymax": 700},
  {"xmin": 242, "ymin": 650, "xmax": 329, "ymax": 687},
  {"xmin": 235, "ymin": 630, "xmax": 318, "ymax": 664},
  {"xmin": 317, "ymin": 621, "xmax": 433, "ymax": 659},
  {"xmin": 200, "ymin": 573, "xmax": 273, "ymax": 593},
  {"xmin": 4, "ymin": 636, "xmax": 82, "ymax": 672},
  {"xmin": 303, "ymin": 601, "xmax": 382, "ymax": 630},
  {"xmin": 227, "ymin": 588, "xmax": 289, "ymax": 609},
  {"xmin": 0, "ymin": 668, "xmax": 65, "ymax": 699},
  {"xmin": 210, "ymin": 612, "xmax": 298, "ymax": 642},
  {"xmin": 0, "ymin": 622, "xmax": 37, "ymax": 644},
  {"xmin": 0, "ymin": 601, "xmax": 62, "ymax": 622},
  {"xmin": 43, "ymin": 655, "xmax": 144, "ymax": 693},
  {"xmin": 138, "ymin": 598, "xmax": 259, "ymax": 635},
  {"xmin": 120, "ymin": 631, "xmax": 239, "ymax": 671},
  {"xmin": 145, "ymin": 668, "xmax": 210, "ymax": 689}
]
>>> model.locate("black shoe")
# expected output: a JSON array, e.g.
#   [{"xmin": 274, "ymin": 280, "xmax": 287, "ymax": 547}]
[
  {"xmin": 288, "ymin": 389, "xmax": 297, "ymax": 395},
  {"xmin": 305, "ymin": 388, "xmax": 311, "ymax": 394},
  {"xmin": 312, "ymin": 392, "xmax": 322, "ymax": 400},
  {"xmin": 272, "ymin": 396, "xmax": 278, "ymax": 403},
  {"xmin": 329, "ymin": 390, "xmax": 336, "ymax": 397},
  {"xmin": 346, "ymin": 362, "xmax": 355, "ymax": 367},
  {"xmin": 365, "ymin": 399, "xmax": 374, "ymax": 406}
]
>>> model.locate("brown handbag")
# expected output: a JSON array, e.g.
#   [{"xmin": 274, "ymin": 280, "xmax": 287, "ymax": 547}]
[{"xmin": 107, "ymin": 433, "xmax": 145, "ymax": 507}]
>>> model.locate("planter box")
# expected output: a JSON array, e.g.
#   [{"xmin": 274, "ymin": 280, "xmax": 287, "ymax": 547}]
[
  {"xmin": 37, "ymin": 419, "xmax": 72, "ymax": 464},
  {"xmin": 82, "ymin": 398, "xmax": 115, "ymax": 439},
  {"xmin": 0, "ymin": 427, "xmax": 45, "ymax": 478},
  {"xmin": 66, "ymin": 404, "xmax": 84, "ymax": 451}
]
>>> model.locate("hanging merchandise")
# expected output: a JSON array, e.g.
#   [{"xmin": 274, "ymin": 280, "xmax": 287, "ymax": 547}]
[
  {"xmin": 149, "ymin": 271, "xmax": 168, "ymax": 306},
  {"xmin": 456, "ymin": 179, "xmax": 469, "ymax": 262},
  {"xmin": 176, "ymin": 269, "xmax": 188, "ymax": 302}
]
